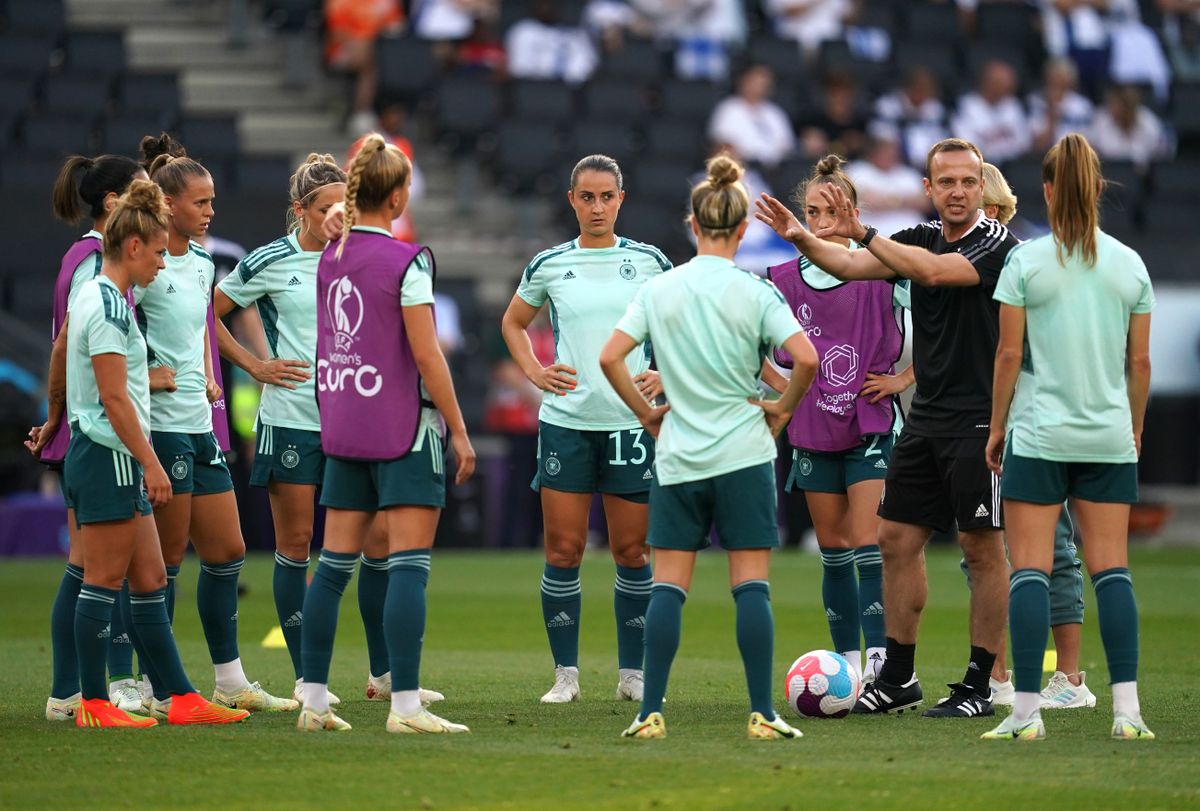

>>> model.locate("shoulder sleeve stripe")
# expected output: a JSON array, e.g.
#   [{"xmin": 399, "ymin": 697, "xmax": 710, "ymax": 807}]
[
  {"xmin": 523, "ymin": 243, "xmax": 575, "ymax": 282},
  {"xmin": 755, "ymin": 276, "xmax": 788, "ymax": 305},
  {"xmin": 99, "ymin": 285, "xmax": 131, "ymax": 334},
  {"xmin": 622, "ymin": 240, "xmax": 672, "ymax": 272},
  {"xmin": 188, "ymin": 242, "xmax": 214, "ymax": 262},
  {"xmin": 239, "ymin": 239, "xmax": 297, "ymax": 282}
]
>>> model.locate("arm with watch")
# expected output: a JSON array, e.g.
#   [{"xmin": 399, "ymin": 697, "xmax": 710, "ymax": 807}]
[{"xmin": 754, "ymin": 187, "xmax": 983, "ymax": 288}]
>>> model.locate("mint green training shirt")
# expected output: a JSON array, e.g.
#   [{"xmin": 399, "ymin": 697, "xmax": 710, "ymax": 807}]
[
  {"xmin": 516, "ymin": 236, "xmax": 671, "ymax": 432},
  {"xmin": 615, "ymin": 255, "xmax": 803, "ymax": 486},
  {"xmin": 994, "ymin": 230, "xmax": 1155, "ymax": 463},
  {"xmin": 134, "ymin": 241, "xmax": 214, "ymax": 433}
]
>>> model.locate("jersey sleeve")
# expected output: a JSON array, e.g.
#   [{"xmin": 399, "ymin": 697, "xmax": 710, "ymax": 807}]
[
  {"xmin": 66, "ymin": 254, "xmax": 102, "ymax": 311},
  {"xmin": 217, "ymin": 257, "xmax": 271, "ymax": 307},
  {"xmin": 992, "ymin": 247, "xmax": 1026, "ymax": 307},
  {"xmin": 888, "ymin": 224, "xmax": 931, "ymax": 247},
  {"xmin": 759, "ymin": 281, "xmax": 803, "ymax": 347},
  {"xmin": 614, "ymin": 285, "xmax": 650, "ymax": 343},
  {"xmin": 400, "ymin": 251, "xmax": 435, "ymax": 307},
  {"xmin": 1132, "ymin": 257, "xmax": 1155, "ymax": 314},
  {"xmin": 85, "ymin": 287, "xmax": 133, "ymax": 357},
  {"xmin": 515, "ymin": 258, "xmax": 549, "ymax": 307},
  {"xmin": 967, "ymin": 235, "xmax": 1015, "ymax": 288}
]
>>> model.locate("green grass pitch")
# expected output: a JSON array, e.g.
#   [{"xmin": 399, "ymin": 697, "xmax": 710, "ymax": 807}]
[{"xmin": 1, "ymin": 547, "xmax": 1198, "ymax": 810}]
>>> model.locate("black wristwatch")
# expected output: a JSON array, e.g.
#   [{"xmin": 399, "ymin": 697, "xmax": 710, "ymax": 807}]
[{"xmin": 859, "ymin": 225, "xmax": 878, "ymax": 247}]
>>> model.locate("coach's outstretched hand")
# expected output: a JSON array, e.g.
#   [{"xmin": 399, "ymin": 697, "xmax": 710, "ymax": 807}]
[
  {"xmin": 252, "ymin": 357, "xmax": 312, "ymax": 390},
  {"xmin": 985, "ymin": 429, "xmax": 1005, "ymax": 475},
  {"xmin": 814, "ymin": 184, "xmax": 868, "ymax": 243},
  {"xmin": 451, "ymin": 432, "xmax": 476, "ymax": 485},
  {"xmin": 754, "ymin": 193, "xmax": 808, "ymax": 244},
  {"xmin": 749, "ymin": 397, "xmax": 793, "ymax": 437}
]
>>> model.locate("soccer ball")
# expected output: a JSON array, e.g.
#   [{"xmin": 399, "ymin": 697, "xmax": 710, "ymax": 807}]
[{"xmin": 785, "ymin": 650, "xmax": 860, "ymax": 718}]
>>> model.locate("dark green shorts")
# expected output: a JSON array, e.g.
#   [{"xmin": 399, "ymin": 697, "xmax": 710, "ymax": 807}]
[
  {"xmin": 320, "ymin": 429, "xmax": 446, "ymax": 511},
  {"xmin": 785, "ymin": 433, "xmax": 894, "ymax": 494},
  {"xmin": 531, "ymin": 421, "xmax": 654, "ymax": 503},
  {"xmin": 151, "ymin": 430, "xmax": 233, "ymax": 496},
  {"xmin": 58, "ymin": 466, "xmax": 74, "ymax": 511},
  {"xmin": 64, "ymin": 432, "xmax": 152, "ymax": 526},
  {"xmin": 648, "ymin": 462, "xmax": 779, "ymax": 551},
  {"xmin": 1001, "ymin": 451, "xmax": 1138, "ymax": 505},
  {"xmin": 251, "ymin": 423, "xmax": 325, "ymax": 487}
]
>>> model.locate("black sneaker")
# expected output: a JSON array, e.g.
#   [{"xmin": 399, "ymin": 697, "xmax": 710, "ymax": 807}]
[
  {"xmin": 922, "ymin": 682, "xmax": 995, "ymax": 718},
  {"xmin": 852, "ymin": 674, "xmax": 923, "ymax": 714}
]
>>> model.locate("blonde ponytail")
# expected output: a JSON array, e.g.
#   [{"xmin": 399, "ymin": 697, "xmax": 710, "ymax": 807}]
[{"xmin": 336, "ymin": 134, "xmax": 410, "ymax": 260}]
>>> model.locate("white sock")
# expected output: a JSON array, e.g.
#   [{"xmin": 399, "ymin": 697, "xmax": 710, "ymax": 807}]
[
  {"xmin": 618, "ymin": 667, "xmax": 642, "ymax": 681},
  {"xmin": 1012, "ymin": 691, "xmax": 1041, "ymax": 722},
  {"xmin": 865, "ymin": 647, "xmax": 886, "ymax": 678},
  {"xmin": 1112, "ymin": 681, "xmax": 1140, "ymax": 719},
  {"xmin": 303, "ymin": 681, "xmax": 329, "ymax": 714},
  {"xmin": 391, "ymin": 689, "xmax": 422, "ymax": 717},
  {"xmin": 840, "ymin": 651, "xmax": 862, "ymax": 681},
  {"xmin": 213, "ymin": 658, "xmax": 250, "ymax": 693}
]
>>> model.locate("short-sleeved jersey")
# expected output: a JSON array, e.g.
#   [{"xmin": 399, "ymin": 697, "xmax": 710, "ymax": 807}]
[
  {"xmin": 67, "ymin": 276, "xmax": 151, "ymax": 452},
  {"xmin": 995, "ymin": 231, "xmax": 1155, "ymax": 463},
  {"xmin": 616, "ymin": 255, "xmax": 802, "ymax": 486},
  {"xmin": 134, "ymin": 241, "xmax": 214, "ymax": 433},
  {"xmin": 516, "ymin": 236, "xmax": 670, "ymax": 431},
  {"xmin": 890, "ymin": 213, "xmax": 1019, "ymax": 436},
  {"xmin": 219, "ymin": 233, "xmax": 323, "ymax": 431},
  {"xmin": 66, "ymin": 230, "xmax": 104, "ymax": 312}
]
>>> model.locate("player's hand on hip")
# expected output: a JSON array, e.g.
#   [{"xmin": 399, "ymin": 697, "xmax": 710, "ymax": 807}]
[
  {"xmin": 450, "ymin": 432, "xmax": 476, "ymax": 485},
  {"xmin": 749, "ymin": 397, "xmax": 792, "ymax": 437},
  {"xmin": 754, "ymin": 193, "xmax": 807, "ymax": 244},
  {"xmin": 144, "ymin": 462, "xmax": 173, "ymax": 508},
  {"xmin": 985, "ymin": 430, "xmax": 1005, "ymax": 475},
  {"xmin": 534, "ymin": 363, "xmax": 577, "ymax": 396},
  {"xmin": 633, "ymin": 370, "xmax": 663, "ymax": 401},
  {"xmin": 815, "ymin": 184, "xmax": 866, "ymax": 242},
  {"xmin": 639, "ymin": 404, "xmax": 670, "ymax": 439},
  {"xmin": 148, "ymin": 365, "xmax": 177, "ymax": 393},
  {"xmin": 860, "ymin": 372, "xmax": 904, "ymax": 404},
  {"xmin": 253, "ymin": 358, "xmax": 312, "ymax": 390}
]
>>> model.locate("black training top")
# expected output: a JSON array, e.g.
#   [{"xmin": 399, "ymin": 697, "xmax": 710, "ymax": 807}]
[{"xmin": 890, "ymin": 214, "xmax": 1020, "ymax": 437}]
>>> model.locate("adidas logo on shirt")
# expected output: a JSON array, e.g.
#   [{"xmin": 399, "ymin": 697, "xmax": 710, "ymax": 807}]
[
  {"xmin": 642, "ymin": 469, "xmax": 653, "ymax": 480},
  {"xmin": 863, "ymin": 601, "xmax": 884, "ymax": 616},
  {"xmin": 288, "ymin": 276, "xmax": 301, "ymax": 286},
  {"xmin": 562, "ymin": 270, "xmax": 577, "ymax": 280},
  {"xmin": 874, "ymin": 458, "xmax": 887, "ymax": 469},
  {"xmin": 284, "ymin": 611, "xmax": 302, "ymax": 628},
  {"xmin": 166, "ymin": 284, "xmax": 176, "ymax": 294},
  {"xmin": 546, "ymin": 611, "xmax": 575, "ymax": 628},
  {"xmin": 975, "ymin": 504, "xmax": 990, "ymax": 518},
  {"xmin": 625, "ymin": 616, "xmax": 646, "ymax": 629}
]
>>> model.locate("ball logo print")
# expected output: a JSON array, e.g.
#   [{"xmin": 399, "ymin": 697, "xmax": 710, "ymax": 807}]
[
  {"xmin": 327, "ymin": 275, "xmax": 364, "ymax": 352},
  {"xmin": 821, "ymin": 344, "xmax": 859, "ymax": 387},
  {"xmin": 785, "ymin": 650, "xmax": 860, "ymax": 718}
]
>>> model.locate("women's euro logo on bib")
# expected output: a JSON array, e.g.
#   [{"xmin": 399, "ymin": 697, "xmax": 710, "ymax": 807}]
[
  {"xmin": 328, "ymin": 276, "xmax": 364, "ymax": 352},
  {"xmin": 319, "ymin": 275, "xmax": 381, "ymax": 398}
]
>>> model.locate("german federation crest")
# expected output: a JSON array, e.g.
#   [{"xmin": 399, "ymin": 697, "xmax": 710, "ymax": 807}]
[
  {"xmin": 619, "ymin": 261, "xmax": 637, "ymax": 280},
  {"xmin": 545, "ymin": 456, "xmax": 562, "ymax": 477}
]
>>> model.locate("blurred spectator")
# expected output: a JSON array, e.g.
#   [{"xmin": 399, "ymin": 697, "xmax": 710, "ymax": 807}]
[
  {"xmin": 764, "ymin": 0, "xmax": 852, "ymax": 58},
  {"xmin": 1089, "ymin": 84, "xmax": 1173, "ymax": 167},
  {"xmin": 1028, "ymin": 58, "xmax": 1096, "ymax": 152},
  {"xmin": 871, "ymin": 66, "xmax": 951, "ymax": 170},
  {"xmin": 455, "ymin": 17, "xmax": 507, "ymax": 77},
  {"xmin": 952, "ymin": 59, "xmax": 1030, "ymax": 165},
  {"xmin": 708, "ymin": 64, "xmax": 796, "ymax": 167},
  {"xmin": 412, "ymin": 0, "xmax": 497, "ymax": 41},
  {"xmin": 847, "ymin": 136, "xmax": 930, "ymax": 236},
  {"xmin": 1109, "ymin": 4, "xmax": 1173, "ymax": 104},
  {"xmin": 799, "ymin": 72, "xmax": 869, "ymax": 160},
  {"xmin": 324, "ymin": 0, "xmax": 405, "ymax": 135},
  {"xmin": 506, "ymin": 0, "xmax": 599, "ymax": 83},
  {"xmin": 1038, "ymin": 0, "xmax": 1141, "ymax": 100},
  {"xmin": 346, "ymin": 104, "xmax": 426, "ymax": 242},
  {"xmin": 628, "ymin": 0, "xmax": 746, "ymax": 79},
  {"xmin": 1160, "ymin": 1, "xmax": 1200, "ymax": 81},
  {"xmin": 586, "ymin": 0, "xmax": 646, "ymax": 52}
]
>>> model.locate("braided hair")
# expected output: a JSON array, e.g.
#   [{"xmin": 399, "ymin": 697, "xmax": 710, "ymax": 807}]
[{"xmin": 336, "ymin": 133, "xmax": 411, "ymax": 260}]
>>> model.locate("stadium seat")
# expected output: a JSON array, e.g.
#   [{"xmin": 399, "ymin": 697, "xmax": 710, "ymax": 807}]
[
  {"xmin": 2, "ymin": 0, "xmax": 65, "ymax": 37},
  {"xmin": 976, "ymin": 4, "xmax": 1039, "ymax": 45},
  {"xmin": 965, "ymin": 42, "xmax": 1031, "ymax": 90},
  {"xmin": 746, "ymin": 34, "xmax": 804, "ymax": 84},
  {"xmin": 598, "ymin": 38, "xmax": 665, "ymax": 84},
  {"xmin": 181, "ymin": 115, "xmax": 240, "ymax": 162},
  {"xmin": 64, "ymin": 29, "xmax": 126, "ymax": 78},
  {"xmin": 659, "ymin": 79, "xmax": 726, "ymax": 122},
  {"xmin": 582, "ymin": 79, "xmax": 649, "ymax": 123},
  {"xmin": 902, "ymin": 3, "xmax": 963, "ymax": 44},
  {"xmin": 567, "ymin": 117, "xmax": 639, "ymax": 166},
  {"xmin": 643, "ymin": 120, "xmax": 706, "ymax": 164},
  {"xmin": 235, "ymin": 155, "xmax": 293, "ymax": 194},
  {"xmin": 0, "ymin": 75, "xmax": 34, "ymax": 114},
  {"xmin": 41, "ymin": 73, "xmax": 113, "ymax": 117},
  {"xmin": 614, "ymin": 199, "xmax": 690, "ymax": 262},
  {"xmin": 630, "ymin": 160, "xmax": 695, "ymax": 206},
  {"xmin": 376, "ymin": 36, "xmax": 439, "ymax": 106},
  {"xmin": 0, "ymin": 33, "xmax": 57, "ymax": 76},
  {"xmin": 894, "ymin": 41, "xmax": 960, "ymax": 95},
  {"xmin": 510, "ymin": 80, "xmax": 576, "ymax": 127},
  {"xmin": 120, "ymin": 72, "xmax": 182, "ymax": 121},
  {"xmin": 261, "ymin": 0, "xmax": 321, "ymax": 31},
  {"xmin": 436, "ymin": 76, "xmax": 501, "ymax": 152},
  {"xmin": 492, "ymin": 120, "xmax": 562, "ymax": 194},
  {"xmin": 1171, "ymin": 81, "xmax": 1200, "ymax": 140},
  {"xmin": 101, "ymin": 114, "xmax": 176, "ymax": 154},
  {"xmin": 21, "ymin": 112, "xmax": 97, "ymax": 156},
  {"xmin": 816, "ymin": 39, "xmax": 890, "ymax": 92},
  {"xmin": 0, "ymin": 152, "xmax": 61, "ymax": 190}
]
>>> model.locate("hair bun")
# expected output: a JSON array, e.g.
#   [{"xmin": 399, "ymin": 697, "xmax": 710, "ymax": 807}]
[
  {"xmin": 815, "ymin": 154, "xmax": 846, "ymax": 176},
  {"xmin": 304, "ymin": 152, "xmax": 339, "ymax": 167},
  {"xmin": 706, "ymin": 154, "xmax": 743, "ymax": 188},
  {"xmin": 122, "ymin": 178, "xmax": 166, "ymax": 212},
  {"xmin": 139, "ymin": 132, "xmax": 187, "ymax": 166}
]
